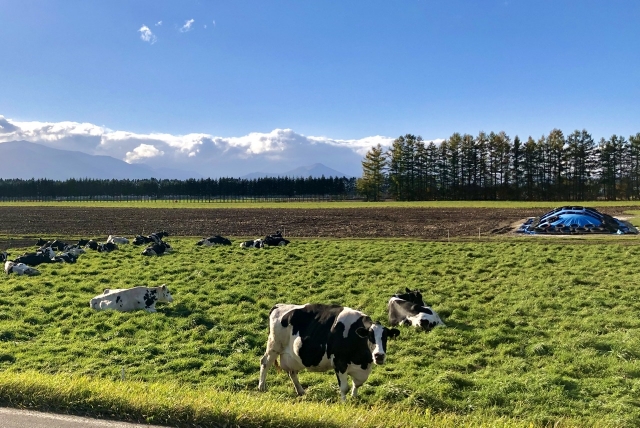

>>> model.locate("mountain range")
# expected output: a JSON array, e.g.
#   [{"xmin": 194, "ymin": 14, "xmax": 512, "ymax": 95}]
[
  {"xmin": 240, "ymin": 163, "xmax": 348, "ymax": 179},
  {"xmin": 0, "ymin": 141, "xmax": 351, "ymax": 180}
]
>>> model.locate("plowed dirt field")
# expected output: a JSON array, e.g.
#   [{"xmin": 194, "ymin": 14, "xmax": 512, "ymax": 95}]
[{"xmin": 0, "ymin": 206, "xmax": 635, "ymax": 247}]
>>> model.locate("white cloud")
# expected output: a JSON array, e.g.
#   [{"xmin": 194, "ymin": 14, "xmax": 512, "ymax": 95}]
[
  {"xmin": 155, "ymin": 21, "xmax": 162, "ymax": 26},
  {"xmin": 125, "ymin": 144, "xmax": 165, "ymax": 163},
  {"xmin": 138, "ymin": 25, "xmax": 157, "ymax": 44},
  {"xmin": 180, "ymin": 19, "xmax": 195, "ymax": 32},
  {"xmin": 212, "ymin": 20, "xmax": 216, "ymax": 26},
  {"xmin": 0, "ymin": 115, "xmax": 439, "ymax": 177}
]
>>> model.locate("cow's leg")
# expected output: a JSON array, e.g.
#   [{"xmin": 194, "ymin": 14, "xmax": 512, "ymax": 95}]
[
  {"xmin": 288, "ymin": 371, "xmax": 305, "ymax": 396},
  {"xmin": 335, "ymin": 370, "xmax": 350, "ymax": 402},
  {"xmin": 258, "ymin": 351, "xmax": 277, "ymax": 391}
]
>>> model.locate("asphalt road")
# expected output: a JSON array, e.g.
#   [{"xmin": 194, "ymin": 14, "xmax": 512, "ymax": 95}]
[{"xmin": 0, "ymin": 408, "xmax": 170, "ymax": 428}]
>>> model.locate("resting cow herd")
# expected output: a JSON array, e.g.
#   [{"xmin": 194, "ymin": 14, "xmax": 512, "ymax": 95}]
[{"xmin": 3, "ymin": 230, "xmax": 445, "ymax": 401}]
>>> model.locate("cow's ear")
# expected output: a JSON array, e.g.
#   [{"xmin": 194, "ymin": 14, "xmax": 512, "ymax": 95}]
[
  {"xmin": 387, "ymin": 328, "xmax": 400, "ymax": 339},
  {"xmin": 355, "ymin": 327, "xmax": 369, "ymax": 338},
  {"xmin": 405, "ymin": 287, "xmax": 411, "ymax": 293}
]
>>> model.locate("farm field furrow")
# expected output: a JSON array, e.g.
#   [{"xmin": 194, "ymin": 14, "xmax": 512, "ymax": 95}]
[{"xmin": 0, "ymin": 206, "xmax": 636, "ymax": 245}]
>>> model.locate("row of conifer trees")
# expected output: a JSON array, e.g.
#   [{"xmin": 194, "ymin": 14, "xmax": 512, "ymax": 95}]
[{"xmin": 357, "ymin": 130, "xmax": 640, "ymax": 201}]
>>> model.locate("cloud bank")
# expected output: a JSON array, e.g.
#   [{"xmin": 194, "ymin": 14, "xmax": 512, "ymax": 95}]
[{"xmin": 0, "ymin": 115, "xmax": 405, "ymax": 178}]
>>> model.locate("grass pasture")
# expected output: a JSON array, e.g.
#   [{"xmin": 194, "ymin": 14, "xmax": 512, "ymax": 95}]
[{"xmin": 1, "ymin": 237, "xmax": 640, "ymax": 426}]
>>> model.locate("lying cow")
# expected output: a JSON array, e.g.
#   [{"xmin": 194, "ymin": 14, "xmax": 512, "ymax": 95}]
[
  {"xmin": 196, "ymin": 235, "xmax": 232, "ymax": 246},
  {"xmin": 107, "ymin": 235, "xmax": 129, "ymax": 245},
  {"xmin": 240, "ymin": 239, "xmax": 264, "ymax": 248},
  {"xmin": 4, "ymin": 261, "xmax": 40, "ymax": 276},
  {"xmin": 263, "ymin": 231, "xmax": 290, "ymax": 246},
  {"xmin": 54, "ymin": 252, "xmax": 78, "ymax": 263},
  {"xmin": 258, "ymin": 303, "xmax": 400, "ymax": 401},
  {"xmin": 142, "ymin": 241, "xmax": 172, "ymax": 256},
  {"xmin": 12, "ymin": 247, "xmax": 56, "ymax": 266},
  {"xmin": 0, "ymin": 251, "xmax": 8, "ymax": 263},
  {"xmin": 89, "ymin": 285, "xmax": 173, "ymax": 312},
  {"xmin": 388, "ymin": 288, "xmax": 444, "ymax": 331},
  {"xmin": 64, "ymin": 245, "xmax": 86, "ymax": 257}
]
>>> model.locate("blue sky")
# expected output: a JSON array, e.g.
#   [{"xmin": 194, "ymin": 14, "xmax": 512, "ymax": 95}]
[{"xmin": 1, "ymin": 1, "xmax": 639, "ymax": 177}]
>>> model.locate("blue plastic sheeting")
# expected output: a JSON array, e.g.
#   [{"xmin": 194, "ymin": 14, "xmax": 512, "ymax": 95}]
[
  {"xmin": 545, "ymin": 213, "xmax": 601, "ymax": 228},
  {"xmin": 516, "ymin": 206, "xmax": 638, "ymax": 235}
]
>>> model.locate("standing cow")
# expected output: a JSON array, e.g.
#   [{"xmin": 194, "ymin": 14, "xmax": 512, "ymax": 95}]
[{"xmin": 258, "ymin": 303, "xmax": 400, "ymax": 401}]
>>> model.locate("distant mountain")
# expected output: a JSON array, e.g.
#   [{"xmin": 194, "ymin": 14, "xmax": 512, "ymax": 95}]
[
  {"xmin": 241, "ymin": 163, "xmax": 350, "ymax": 179},
  {"xmin": 0, "ymin": 141, "xmax": 200, "ymax": 180}
]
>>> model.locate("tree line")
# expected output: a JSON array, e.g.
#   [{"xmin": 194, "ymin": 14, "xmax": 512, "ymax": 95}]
[
  {"xmin": 357, "ymin": 130, "xmax": 640, "ymax": 201},
  {"xmin": 0, "ymin": 176, "xmax": 358, "ymax": 201}
]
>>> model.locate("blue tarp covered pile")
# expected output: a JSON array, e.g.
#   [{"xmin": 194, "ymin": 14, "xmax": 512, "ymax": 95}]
[{"xmin": 516, "ymin": 206, "xmax": 637, "ymax": 235}]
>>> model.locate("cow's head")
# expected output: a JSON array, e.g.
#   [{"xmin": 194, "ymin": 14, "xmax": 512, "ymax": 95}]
[
  {"xmin": 158, "ymin": 284, "xmax": 173, "ymax": 303},
  {"xmin": 394, "ymin": 288, "xmax": 425, "ymax": 306},
  {"xmin": 196, "ymin": 239, "xmax": 205, "ymax": 246},
  {"xmin": 0, "ymin": 251, "xmax": 7, "ymax": 263},
  {"xmin": 356, "ymin": 322, "xmax": 400, "ymax": 365},
  {"xmin": 4, "ymin": 261, "xmax": 14, "ymax": 274}
]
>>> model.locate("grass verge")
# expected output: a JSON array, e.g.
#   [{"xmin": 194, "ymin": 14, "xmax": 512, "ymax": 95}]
[{"xmin": 0, "ymin": 371, "xmax": 597, "ymax": 428}]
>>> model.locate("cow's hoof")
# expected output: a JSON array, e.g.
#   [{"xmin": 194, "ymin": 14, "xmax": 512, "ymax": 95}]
[{"xmin": 258, "ymin": 383, "xmax": 266, "ymax": 392}]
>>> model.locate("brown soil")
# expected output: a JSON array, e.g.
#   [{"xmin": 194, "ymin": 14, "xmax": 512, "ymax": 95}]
[{"xmin": 0, "ymin": 206, "xmax": 635, "ymax": 248}]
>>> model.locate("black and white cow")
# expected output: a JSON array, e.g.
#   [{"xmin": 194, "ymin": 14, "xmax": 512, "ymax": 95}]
[
  {"xmin": 54, "ymin": 252, "xmax": 78, "ymax": 263},
  {"xmin": 133, "ymin": 231, "xmax": 169, "ymax": 246},
  {"xmin": 12, "ymin": 247, "xmax": 55, "ymax": 266},
  {"xmin": 63, "ymin": 245, "xmax": 86, "ymax": 257},
  {"xmin": 258, "ymin": 303, "xmax": 400, "ymax": 401},
  {"xmin": 388, "ymin": 288, "xmax": 444, "ymax": 331},
  {"xmin": 263, "ymin": 231, "xmax": 290, "ymax": 247},
  {"xmin": 141, "ymin": 241, "xmax": 172, "ymax": 256},
  {"xmin": 0, "ymin": 251, "xmax": 8, "ymax": 263},
  {"xmin": 240, "ymin": 239, "xmax": 264, "ymax": 248},
  {"xmin": 4, "ymin": 261, "xmax": 40, "ymax": 276},
  {"xmin": 107, "ymin": 235, "xmax": 129, "ymax": 245},
  {"xmin": 196, "ymin": 235, "xmax": 232, "ymax": 246},
  {"xmin": 89, "ymin": 285, "xmax": 173, "ymax": 312}
]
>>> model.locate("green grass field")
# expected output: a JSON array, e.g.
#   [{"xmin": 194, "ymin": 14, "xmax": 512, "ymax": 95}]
[{"xmin": 1, "ymin": 237, "xmax": 640, "ymax": 426}]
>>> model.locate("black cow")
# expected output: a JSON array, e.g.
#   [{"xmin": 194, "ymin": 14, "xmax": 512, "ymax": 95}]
[
  {"xmin": 12, "ymin": 251, "xmax": 55, "ymax": 266},
  {"xmin": 76, "ymin": 239, "xmax": 90, "ymax": 247},
  {"xmin": 85, "ymin": 240, "xmax": 100, "ymax": 251},
  {"xmin": 263, "ymin": 234, "xmax": 290, "ymax": 246},
  {"xmin": 133, "ymin": 235, "xmax": 151, "ymax": 246},
  {"xmin": 196, "ymin": 235, "xmax": 232, "ymax": 246},
  {"xmin": 0, "ymin": 251, "xmax": 8, "ymax": 263},
  {"xmin": 258, "ymin": 303, "xmax": 400, "ymax": 401},
  {"xmin": 142, "ymin": 241, "xmax": 172, "ymax": 256},
  {"xmin": 98, "ymin": 242, "xmax": 118, "ymax": 252},
  {"xmin": 388, "ymin": 288, "xmax": 444, "ymax": 332}
]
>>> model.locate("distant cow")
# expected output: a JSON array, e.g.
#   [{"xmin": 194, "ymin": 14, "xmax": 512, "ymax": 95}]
[
  {"xmin": 54, "ymin": 252, "xmax": 78, "ymax": 263},
  {"xmin": 85, "ymin": 240, "xmax": 100, "ymax": 251},
  {"xmin": 196, "ymin": 235, "xmax": 232, "ymax": 246},
  {"xmin": 142, "ymin": 241, "xmax": 172, "ymax": 256},
  {"xmin": 240, "ymin": 239, "xmax": 264, "ymax": 248},
  {"xmin": 76, "ymin": 239, "xmax": 90, "ymax": 247},
  {"xmin": 36, "ymin": 239, "xmax": 67, "ymax": 252},
  {"xmin": 388, "ymin": 288, "xmax": 444, "ymax": 331},
  {"xmin": 4, "ymin": 261, "xmax": 40, "ymax": 276},
  {"xmin": 89, "ymin": 285, "xmax": 173, "ymax": 312},
  {"xmin": 64, "ymin": 246, "xmax": 86, "ymax": 257},
  {"xmin": 12, "ymin": 248, "xmax": 55, "ymax": 266},
  {"xmin": 107, "ymin": 235, "xmax": 129, "ymax": 245},
  {"xmin": 258, "ymin": 303, "xmax": 400, "ymax": 401},
  {"xmin": 99, "ymin": 242, "xmax": 118, "ymax": 252},
  {"xmin": 261, "ymin": 231, "xmax": 289, "ymax": 246},
  {"xmin": 133, "ymin": 231, "xmax": 169, "ymax": 246}
]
